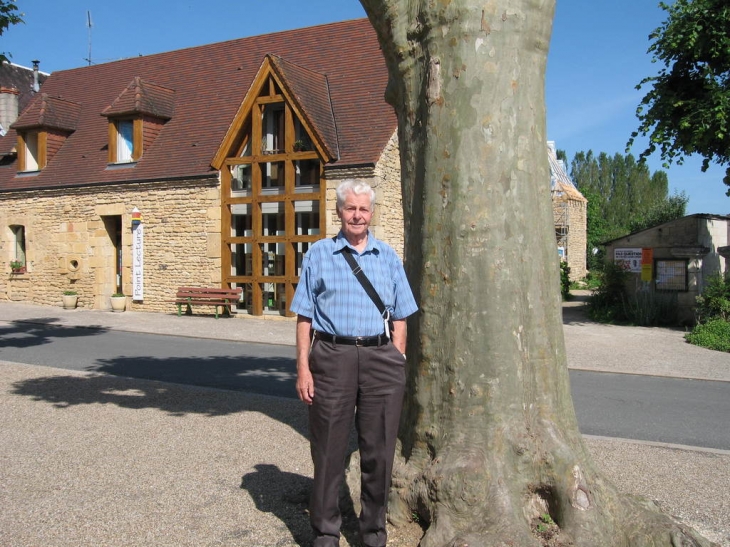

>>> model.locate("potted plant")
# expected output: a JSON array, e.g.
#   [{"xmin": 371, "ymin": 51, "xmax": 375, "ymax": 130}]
[
  {"xmin": 293, "ymin": 139, "xmax": 307, "ymax": 152},
  {"xmin": 62, "ymin": 290, "xmax": 78, "ymax": 309},
  {"xmin": 10, "ymin": 260, "xmax": 25, "ymax": 274},
  {"xmin": 110, "ymin": 293, "xmax": 126, "ymax": 312}
]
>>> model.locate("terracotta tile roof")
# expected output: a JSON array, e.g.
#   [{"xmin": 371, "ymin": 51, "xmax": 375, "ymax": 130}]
[
  {"xmin": 12, "ymin": 93, "xmax": 81, "ymax": 131},
  {"xmin": 0, "ymin": 19, "xmax": 396, "ymax": 192},
  {"xmin": 269, "ymin": 54, "xmax": 339, "ymax": 160},
  {"xmin": 101, "ymin": 77, "xmax": 175, "ymax": 120}
]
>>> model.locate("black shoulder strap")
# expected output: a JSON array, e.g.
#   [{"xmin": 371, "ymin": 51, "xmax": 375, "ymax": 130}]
[{"xmin": 341, "ymin": 246, "xmax": 387, "ymax": 316}]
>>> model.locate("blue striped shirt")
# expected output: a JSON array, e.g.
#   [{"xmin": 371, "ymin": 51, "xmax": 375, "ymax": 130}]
[{"xmin": 290, "ymin": 231, "xmax": 418, "ymax": 337}]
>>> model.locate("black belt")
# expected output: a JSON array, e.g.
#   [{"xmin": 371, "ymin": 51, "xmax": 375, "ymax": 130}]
[{"xmin": 314, "ymin": 331, "xmax": 389, "ymax": 347}]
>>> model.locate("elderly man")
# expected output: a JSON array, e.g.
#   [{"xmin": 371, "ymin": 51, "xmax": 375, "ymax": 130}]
[{"xmin": 290, "ymin": 180, "xmax": 418, "ymax": 547}]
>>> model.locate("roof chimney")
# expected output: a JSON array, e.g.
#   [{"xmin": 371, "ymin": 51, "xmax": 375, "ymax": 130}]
[
  {"xmin": 31, "ymin": 60, "xmax": 40, "ymax": 93},
  {"xmin": 0, "ymin": 87, "xmax": 20, "ymax": 135}
]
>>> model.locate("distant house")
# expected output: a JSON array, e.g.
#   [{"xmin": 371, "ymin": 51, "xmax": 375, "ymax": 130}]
[
  {"xmin": 1, "ymin": 20, "xmax": 587, "ymax": 316},
  {"xmin": 548, "ymin": 141, "xmax": 587, "ymax": 280},
  {"xmin": 604, "ymin": 214, "xmax": 730, "ymax": 324},
  {"xmin": 0, "ymin": 60, "xmax": 48, "ymax": 136}
]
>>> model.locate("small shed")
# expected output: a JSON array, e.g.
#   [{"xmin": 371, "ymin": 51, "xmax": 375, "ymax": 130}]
[{"xmin": 604, "ymin": 214, "xmax": 730, "ymax": 324}]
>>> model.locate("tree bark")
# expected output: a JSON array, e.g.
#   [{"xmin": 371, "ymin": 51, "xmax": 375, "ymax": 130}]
[{"xmin": 358, "ymin": 1, "xmax": 715, "ymax": 545}]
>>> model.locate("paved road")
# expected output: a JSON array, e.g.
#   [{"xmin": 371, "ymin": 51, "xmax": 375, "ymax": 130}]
[{"xmin": 2, "ymin": 323, "xmax": 728, "ymax": 450}]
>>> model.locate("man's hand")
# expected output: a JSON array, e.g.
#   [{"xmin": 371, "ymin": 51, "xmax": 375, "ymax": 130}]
[
  {"xmin": 296, "ymin": 315, "xmax": 315, "ymax": 405},
  {"xmin": 297, "ymin": 366, "xmax": 315, "ymax": 405}
]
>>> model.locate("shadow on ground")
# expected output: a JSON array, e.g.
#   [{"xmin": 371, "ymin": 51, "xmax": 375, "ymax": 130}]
[{"xmin": 0, "ymin": 318, "xmax": 109, "ymax": 348}]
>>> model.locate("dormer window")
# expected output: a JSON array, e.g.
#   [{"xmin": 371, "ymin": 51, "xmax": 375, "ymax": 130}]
[
  {"xmin": 109, "ymin": 118, "xmax": 138, "ymax": 163},
  {"xmin": 10, "ymin": 94, "xmax": 80, "ymax": 174},
  {"xmin": 102, "ymin": 77, "xmax": 175, "ymax": 166},
  {"xmin": 20, "ymin": 130, "xmax": 42, "ymax": 171}
]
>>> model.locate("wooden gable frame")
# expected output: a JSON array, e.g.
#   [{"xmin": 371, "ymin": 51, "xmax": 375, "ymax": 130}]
[{"xmin": 212, "ymin": 55, "xmax": 335, "ymax": 169}]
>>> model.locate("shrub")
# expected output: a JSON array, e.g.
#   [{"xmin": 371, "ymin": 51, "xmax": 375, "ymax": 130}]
[
  {"xmin": 560, "ymin": 261, "xmax": 571, "ymax": 300},
  {"xmin": 685, "ymin": 319, "xmax": 730, "ymax": 352},
  {"xmin": 694, "ymin": 274, "xmax": 730, "ymax": 323},
  {"xmin": 588, "ymin": 262, "xmax": 631, "ymax": 323},
  {"xmin": 622, "ymin": 289, "xmax": 678, "ymax": 327}
]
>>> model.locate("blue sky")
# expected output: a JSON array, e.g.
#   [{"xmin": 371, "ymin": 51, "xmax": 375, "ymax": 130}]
[{"xmin": 3, "ymin": 0, "xmax": 727, "ymax": 214}]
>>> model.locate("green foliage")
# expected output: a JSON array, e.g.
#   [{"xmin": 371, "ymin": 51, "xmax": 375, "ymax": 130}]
[
  {"xmin": 685, "ymin": 319, "xmax": 730, "ymax": 352},
  {"xmin": 588, "ymin": 262, "xmax": 679, "ymax": 326},
  {"xmin": 684, "ymin": 274, "xmax": 730, "ymax": 352},
  {"xmin": 629, "ymin": 0, "xmax": 730, "ymax": 190},
  {"xmin": 9, "ymin": 259, "xmax": 23, "ymax": 270},
  {"xmin": 0, "ymin": 1, "xmax": 23, "ymax": 63},
  {"xmin": 622, "ymin": 289, "xmax": 678, "ymax": 327},
  {"xmin": 560, "ymin": 261, "xmax": 571, "ymax": 300},
  {"xmin": 627, "ymin": 191, "xmax": 689, "ymax": 233},
  {"xmin": 571, "ymin": 150, "xmax": 681, "ymax": 270},
  {"xmin": 63, "ymin": 290, "xmax": 77, "ymax": 296},
  {"xmin": 694, "ymin": 273, "xmax": 730, "ymax": 322},
  {"xmin": 588, "ymin": 262, "xmax": 632, "ymax": 323},
  {"xmin": 570, "ymin": 271, "xmax": 602, "ymax": 291}
]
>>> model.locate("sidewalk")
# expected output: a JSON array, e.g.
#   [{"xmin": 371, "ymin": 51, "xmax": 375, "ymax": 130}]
[{"xmin": 1, "ymin": 299, "xmax": 729, "ymax": 546}]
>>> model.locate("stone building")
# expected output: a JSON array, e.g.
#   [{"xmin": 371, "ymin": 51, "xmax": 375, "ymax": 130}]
[
  {"xmin": 1, "ymin": 19, "xmax": 586, "ymax": 316},
  {"xmin": 548, "ymin": 141, "xmax": 587, "ymax": 281},
  {"xmin": 604, "ymin": 214, "xmax": 730, "ymax": 324}
]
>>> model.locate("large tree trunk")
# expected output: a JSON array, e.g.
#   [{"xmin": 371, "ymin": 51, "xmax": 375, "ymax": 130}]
[{"xmin": 358, "ymin": 1, "xmax": 714, "ymax": 546}]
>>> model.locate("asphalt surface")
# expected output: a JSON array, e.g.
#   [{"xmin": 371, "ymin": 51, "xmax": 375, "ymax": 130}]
[
  {"xmin": 1, "ymin": 323, "xmax": 728, "ymax": 450},
  {"xmin": 1, "ymin": 294, "xmax": 729, "ymax": 546}
]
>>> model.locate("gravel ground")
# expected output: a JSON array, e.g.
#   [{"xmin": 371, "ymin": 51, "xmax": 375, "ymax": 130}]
[
  {"xmin": 1, "ymin": 362, "xmax": 727, "ymax": 547},
  {"xmin": 1, "ymin": 297, "xmax": 729, "ymax": 546}
]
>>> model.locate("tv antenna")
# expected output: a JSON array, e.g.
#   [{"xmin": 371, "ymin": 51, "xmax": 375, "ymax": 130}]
[{"xmin": 85, "ymin": 11, "xmax": 93, "ymax": 66}]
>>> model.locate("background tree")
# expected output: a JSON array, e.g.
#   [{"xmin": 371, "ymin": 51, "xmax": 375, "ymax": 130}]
[
  {"xmin": 569, "ymin": 150, "xmax": 687, "ymax": 271},
  {"xmin": 0, "ymin": 1, "xmax": 23, "ymax": 63},
  {"xmin": 629, "ymin": 0, "xmax": 730, "ymax": 191},
  {"xmin": 359, "ymin": 0, "xmax": 710, "ymax": 545}
]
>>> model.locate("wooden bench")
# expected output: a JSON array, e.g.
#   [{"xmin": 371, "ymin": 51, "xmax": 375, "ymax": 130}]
[{"xmin": 171, "ymin": 286, "xmax": 242, "ymax": 319}]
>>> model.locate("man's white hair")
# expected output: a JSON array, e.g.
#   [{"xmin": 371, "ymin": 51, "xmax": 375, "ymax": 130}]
[{"xmin": 336, "ymin": 180, "xmax": 375, "ymax": 212}]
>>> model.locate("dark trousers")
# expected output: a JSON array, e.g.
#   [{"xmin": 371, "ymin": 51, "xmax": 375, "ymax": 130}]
[{"xmin": 308, "ymin": 339, "xmax": 406, "ymax": 547}]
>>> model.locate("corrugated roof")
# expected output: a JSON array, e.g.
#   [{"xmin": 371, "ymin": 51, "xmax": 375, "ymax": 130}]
[{"xmin": 0, "ymin": 19, "xmax": 395, "ymax": 192}]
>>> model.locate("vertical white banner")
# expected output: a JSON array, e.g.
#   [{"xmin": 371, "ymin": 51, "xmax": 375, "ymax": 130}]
[{"xmin": 132, "ymin": 223, "xmax": 144, "ymax": 300}]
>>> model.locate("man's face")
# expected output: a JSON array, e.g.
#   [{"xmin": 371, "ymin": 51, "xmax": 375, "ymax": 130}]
[{"xmin": 337, "ymin": 191, "xmax": 373, "ymax": 240}]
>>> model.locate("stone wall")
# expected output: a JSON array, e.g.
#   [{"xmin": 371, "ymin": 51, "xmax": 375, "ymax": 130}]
[
  {"xmin": 1, "ymin": 176, "xmax": 221, "ymax": 312},
  {"xmin": 566, "ymin": 198, "xmax": 587, "ymax": 280}
]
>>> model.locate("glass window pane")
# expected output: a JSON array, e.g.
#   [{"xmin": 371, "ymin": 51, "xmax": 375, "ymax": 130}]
[
  {"xmin": 232, "ymin": 282, "xmax": 252, "ymax": 312},
  {"xmin": 261, "ymin": 104, "xmax": 284, "ymax": 154},
  {"xmin": 296, "ymin": 241, "xmax": 312, "ymax": 276},
  {"xmin": 260, "ymin": 242, "xmax": 285, "ymax": 276},
  {"xmin": 231, "ymin": 204, "xmax": 251, "ymax": 237},
  {"xmin": 11, "ymin": 225, "xmax": 26, "ymax": 263},
  {"xmin": 231, "ymin": 164, "xmax": 251, "ymax": 195},
  {"xmin": 24, "ymin": 132, "xmax": 39, "ymax": 171},
  {"xmin": 117, "ymin": 120, "xmax": 134, "ymax": 162},
  {"xmin": 260, "ymin": 282, "xmax": 286, "ymax": 314},
  {"xmin": 262, "ymin": 202, "xmax": 285, "ymax": 235},
  {"xmin": 655, "ymin": 260, "xmax": 687, "ymax": 291},
  {"xmin": 262, "ymin": 161, "xmax": 285, "ymax": 194},
  {"xmin": 231, "ymin": 243, "xmax": 253, "ymax": 276},
  {"xmin": 294, "ymin": 201, "xmax": 320, "ymax": 235},
  {"xmin": 295, "ymin": 160, "xmax": 320, "ymax": 191}
]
